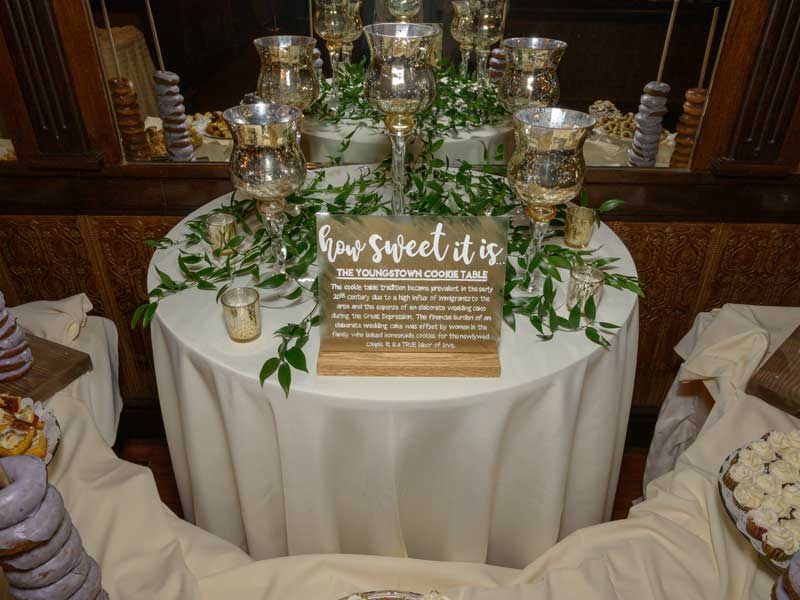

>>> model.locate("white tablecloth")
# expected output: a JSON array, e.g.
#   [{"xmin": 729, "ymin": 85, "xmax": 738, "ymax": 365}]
[
  {"xmin": 148, "ymin": 166, "xmax": 639, "ymax": 567},
  {"xmin": 30, "ymin": 301, "xmax": 798, "ymax": 600},
  {"xmin": 301, "ymin": 117, "xmax": 514, "ymax": 166},
  {"xmin": 11, "ymin": 293, "xmax": 123, "ymax": 445}
]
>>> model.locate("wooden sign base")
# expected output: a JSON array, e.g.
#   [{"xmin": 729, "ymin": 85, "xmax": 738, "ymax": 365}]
[{"xmin": 317, "ymin": 351, "xmax": 500, "ymax": 378}]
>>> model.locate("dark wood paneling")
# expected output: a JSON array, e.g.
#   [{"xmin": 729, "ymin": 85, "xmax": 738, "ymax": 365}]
[{"xmin": 0, "ymin": 0, "xmax": 94, "ymax": 163}]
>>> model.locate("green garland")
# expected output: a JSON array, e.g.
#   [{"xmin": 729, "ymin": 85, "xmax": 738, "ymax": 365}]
[{"xmin": 134, "ymin": 67, "xmax": 644, "ymax": 396}]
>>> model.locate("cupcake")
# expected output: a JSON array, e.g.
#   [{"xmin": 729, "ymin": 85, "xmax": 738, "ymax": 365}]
[
  {"xmin": 734, "ymin": 483, "xmax": 764, "ymax": 511},
  {"xmin": 763, "ymin": 525, "xmax": 800, "ymax": 561},
  {"xmin": 748, "ymin": 507, "xmax": 780, "ymax": 540},
  {"xmin": 770, "ymin": 432, "xmax": 792, "ymax": 453},
  {"xmin": 737, "ymin": 448, "xmax": 768, "ymax": 470},
  {"xmin": 785, "ymin": 485, "xmax": 800, "ymax": 510},
  {"xmin": 771, "ymin": 460, "xmax": 800, "ymax": 486},
  {"xmin": 752, "ymin": 440, "xmax": 778, "ymax": 463},
  {"xmin": 782, "ymin": 449, "xmax": 800, "ymax": 471},
  {"xmin": 787, "ymin": 431, "xmax": 800, "ymax": 450},
  {"xmin": 756, "ymin": 473, "xmax": 783, "ymax": 497},
  {"xmin": 764, "ymin": 494, "xmax": 794, "ymax": 519},
  {"xmin": 724, "ymin": 462, "xmax": 756, "ymax": 490},
  {"xmin": 783, "ymin": 518, "xmax": 800, "ymax": 541}
]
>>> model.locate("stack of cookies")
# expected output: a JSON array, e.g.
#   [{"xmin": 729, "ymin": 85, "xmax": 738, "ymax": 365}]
[
  {"xmin": 670, "ymin": 87, "xmax": 707, "ymax": 168},
  {"xmin": 108, "ymin": 78, "xmax": 149, "ymax": 161},
  {"xmin": 0, "ymin": 292, "xmax": 32, "ymax": 383},
  {"xmin": 488, "ymin": 47, "xmax": 506, "ymax": 83},
  {"xmin": 153, "ymin": 70, "xmax": 195, "ymax": 162},
  {"xmin": 628, "ymin": 81, "xmax": 670, "ymax": 168}
]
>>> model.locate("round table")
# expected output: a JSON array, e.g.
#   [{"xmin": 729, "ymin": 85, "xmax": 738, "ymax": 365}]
[
  {"xmin": 301, "ymin": 116, "xmax": 514, "ymax": 165},
  {"xmin": 148, "ymin": 165, "xmax": 639, "ymax": 568}
]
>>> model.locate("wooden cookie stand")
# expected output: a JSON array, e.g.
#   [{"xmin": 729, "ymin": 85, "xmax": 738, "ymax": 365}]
[
  {"xmin": 2, "ymin": 334, "xmax": 92, "ymax": 402},
  {"xmin": 317, "ymin": 350, "xmax": 501, "ymax": 377}
]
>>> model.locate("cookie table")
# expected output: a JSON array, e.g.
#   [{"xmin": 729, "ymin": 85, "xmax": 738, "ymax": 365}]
[{"xmin": 147, "ymin": 165, "xmax": 639, "ymax": 567}]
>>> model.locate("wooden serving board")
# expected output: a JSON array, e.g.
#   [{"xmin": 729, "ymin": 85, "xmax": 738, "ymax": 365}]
[
  {"xmin": 317, "ymin": 351, "xmax": 500, "ymax": 377},
  {"xmin": 1, "ymin": 334, "xmax": 92, "ymax": 402}
]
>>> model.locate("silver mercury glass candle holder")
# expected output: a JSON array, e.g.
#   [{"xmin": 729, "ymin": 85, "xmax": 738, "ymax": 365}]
[
  {"xmin": 507, "ymin": 107, "xmax": 595, "ymax": 294},
  {"xmin": 498, "ymin": 37, "xmax": 567, "ymax": 112},
  {"xmin": 363, "ymin": 23, "xmax": 438, "ymax": 215},
  {"xmin": 253, "ymin": 35, "xmax": 320, "ymax": 112},
  {"xmin": 223, "ymin": 102, "xmax": 307, "ymax": 285}
]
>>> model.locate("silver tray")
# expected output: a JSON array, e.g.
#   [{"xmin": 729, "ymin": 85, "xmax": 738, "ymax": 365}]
[{"xmin": 337, "ymin": 592, "xmax": 422, "ymax": 600}]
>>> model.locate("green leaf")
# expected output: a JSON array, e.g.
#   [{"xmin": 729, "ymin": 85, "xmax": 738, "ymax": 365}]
[
  {"xmin": 548, "ymin": 255, "xmax": 572, "ymax": 270},
  {"xmin": 142, "ymin": 302, "xmax": 158, "ymax": 328},
  {"xmin": 586, "ymin": 326, "xmax": 610, "ymax": 347},
  {"xmin": 285, "ymin": 263, "xmax": 309, "ymax": 278},
  {"xmin": 216, "ymin": 284, "xmax": 230, "ymax": 303},
  {"xmin": 530, "ymin": 315, "xmax": 544, "ymax": 334},
  {"xmin": 598, "ymin": 321, "xmax": 620, "ymax": 329},
  {"xmin": 155, "ymin": 266, "xmax": 177, "ymax": 290},
  {"xmin": 131, "ymin": 304, "xmax": 147, "ymax": 328},
  {"xmin": 278, "ymin": 363, "xmax": 292, "ymax": 396},
  {"xmin": 180, "ymin": 254, "xmax": 203, "ymax": 264},
  {"xmin": 197, "ymin": 280, "xmax": 217, "ymax": 291},
  {"xmin": 584, "ymin": 295, "xmax": 597, "ymax": 321},
  {"xmin": 580, "ymin": 189, "xmax": 589, "ymax": 207},
  {"xmin": 567, "ymin": 303, "xmax": 581, "ymax": 329},
  {"xmin": 259, "ymin": 357, "xmax": 280, "ymax": 385},
  {"xmin": 285, "ymin": 347, "xmax": 308, "ymax": 373},
  {"xmin": 597, "ymin": 199, "xmax": 625, "ymax": 213},
  {"xmin": 543, "ymin": 276, "xmax": 554, "ymax": 303},
  {"xmin": 257, "ymin": 273, "xmax": 288, "ymax": 289},
  {"xmin": 284, "ymin": 286, "xmax": 303, "ymax": 300},
  {"xmin": 502, "ymin": 304, "xmax": 516, "ymax": 330}
]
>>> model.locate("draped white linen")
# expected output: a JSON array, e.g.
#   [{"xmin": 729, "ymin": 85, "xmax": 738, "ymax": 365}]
[{"xmin": 147, "ymin": 166, "xmax": 639, "ymax": 566}]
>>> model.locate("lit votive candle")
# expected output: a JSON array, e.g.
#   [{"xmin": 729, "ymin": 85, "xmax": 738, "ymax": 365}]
[
  {"xmin": 207, "ymin": 213, "xmax": 237, "ymax": 255},
  {"xmin": 566, "ymin": 265, "xmax": 605, "ymax": 316},
  {"xmin": 564, "ymin": 206, "xmax": 596, "ymax": 249},
  {"xmin": 221, "ymin": 287, "xmax": 261, "ymax": 342}
]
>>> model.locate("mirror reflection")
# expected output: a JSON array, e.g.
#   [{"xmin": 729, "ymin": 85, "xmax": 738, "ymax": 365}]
[{"xmin": 88, "ymin": 0, "xmax": 731, "ymax": 169}]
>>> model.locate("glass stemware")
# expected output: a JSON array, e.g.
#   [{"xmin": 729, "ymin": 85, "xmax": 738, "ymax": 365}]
[
  {"xmin": 386, "ymin": 0, "xmax": 422, "ymax": 22},
  {"xmin": 223, "ymin": 103, "xmax": 307, "ymax": 285},
  {"xmin": 363, "ymin": 23, "xmax": 437, "ymax": 215},
  {"xmin": 450, "ymin": 0, "xmax": 474, "ymax": 79},
  {"xmin": 314, "ymin": 0, "xmax": 361, "ymax": 108},
  {"xmin": 253, "ymin": 36, "xmax": 320, "ymax": 112},
  {"xmin": 507, "ymin": 107, "xmax": 596, "ymax": 294},
  {"xmin": 472, "ymin": 0, "xmax": 508, "ymax": 86},
  {"xmin": 498, "ymin": 37, "xmax": 567, "ymax": 113},
  {"xmin": 340, "ymin": 0, "xmax": 364, "ymax": 70}
]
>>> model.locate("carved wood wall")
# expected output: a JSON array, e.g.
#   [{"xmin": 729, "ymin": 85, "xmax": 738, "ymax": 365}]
[{"xmin": 1, "ymin": 215, "xmax": 798, "ymax": 410}]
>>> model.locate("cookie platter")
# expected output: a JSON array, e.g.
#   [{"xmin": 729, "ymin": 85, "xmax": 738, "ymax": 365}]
[{"xmin": 718, "ymin": 430, "xmax": 800, "ymax": 572}]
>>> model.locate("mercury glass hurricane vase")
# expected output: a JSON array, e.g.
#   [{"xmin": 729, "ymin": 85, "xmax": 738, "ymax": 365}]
[
  {"xmin": 498, "ymin": 37, "xmax": 566, "ymax": 113},
  {"xmin": 340, "ymin": 1, "xmax": 364, "ymax": 68},
  {"xmin": 386, "ymin": 0, "xmax": 422, "ymax": 22},
  {"xmin": 223, "ymin": 103, "xmax": 307, "ymax": 276},
  {"xmin": 314, "ymin": 0, "xmax": 362, "ymax": 108},
  {"xmin": 363, "ymin": 23, "xmax": 438, "ymax": 215},
  {"xmin": 507, "ymin": 107, "xmax": 596, "ymax": 293},
  {"xmin": 450, "ymin": 0, "xmax": 474, "ymax": 78},
  {"xmin": 254, "ymin": 36, "xmax": 320, "ymax": 112}
]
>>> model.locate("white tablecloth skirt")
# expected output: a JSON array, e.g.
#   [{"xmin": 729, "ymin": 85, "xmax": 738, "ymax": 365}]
[{"xmin": 149, "ymin": 167, "xmax": 639, "ymax": 567}]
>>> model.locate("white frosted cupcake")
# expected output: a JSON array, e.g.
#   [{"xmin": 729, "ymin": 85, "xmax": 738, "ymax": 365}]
[
  {"xmin": 763, "ymin": 525, "xmax": 800, "ymax": 561},
  {"xmin": 783, "ymin": 518, "xmax": 800, "ymax": 538},
  {"xmin": 754, "ymin": 473, "xmax": 782, "ymax": 497},
  {"xmin": 747, "ymin": 506, "xmax": 779, "ymax": 540},
  {"xmin": 771, "ymin": 460, "xmax": 800, "ymax": 485},
  {"xmin": 750, "ymin": 440, "xmax": 777, "ymax": 463},
  {"xmin": 769, "ymin": 431, "xmax": 792, "ymax": 453},
  {"xmin": 781, "ymin": 449, "xmax": 800, "ymax": 470},
  {"xmin": 734, "ymin": 483, "xmax": 764, "ymax": 511},
  {"xmin": 724, "ymin": 462, "xmax": 756, "ymax": 490},
  {"xmin": 736, "ymin": 448, "xmax": 768, "ymax": 470},
  {"xmin": 783, "ymin": 485, "xmax": 800, "ymax": 509},
  {"xmin": 762, "ymin": 494, "xmax": 793, "ymax": 519},
  {"xmin": 787, "ymin": 430, "xmax": 800, "ymax": 449}
]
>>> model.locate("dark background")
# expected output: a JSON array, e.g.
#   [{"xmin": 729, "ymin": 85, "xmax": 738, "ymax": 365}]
[{"xmin": 89, "ymin": 0, "xmax": 729, "ymax": 129}]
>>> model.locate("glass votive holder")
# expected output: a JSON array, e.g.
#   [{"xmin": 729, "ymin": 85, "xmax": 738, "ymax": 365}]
[
  {"xmin": 564, "ymin": 206, "xmax": 596, "ymax": 249},
  {"xmin": 221, "ymin": 287, "xmax": 261, "ymax": 342},
  {"xmin": 421, "ymin": 23, "xmax": 444, "ymax": 66},
  {"xmin": 566, "ymin": 265, "xmax": 605, "ymax": 316},
  {"xmin": 207, "ymin": 213, "xmax": 237, "ymax": 255}
]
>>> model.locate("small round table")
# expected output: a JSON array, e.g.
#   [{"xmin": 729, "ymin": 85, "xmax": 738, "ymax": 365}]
[{"xmin": 148, "ymin": 165, "xmax": 639, "ymax": 568}]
